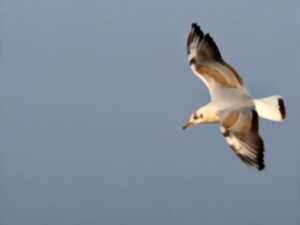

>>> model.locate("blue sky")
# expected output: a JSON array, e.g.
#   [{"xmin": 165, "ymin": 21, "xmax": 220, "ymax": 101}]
[{"xmin": 1, "ymin": 1, "xmax": 300, "ymax": 225}]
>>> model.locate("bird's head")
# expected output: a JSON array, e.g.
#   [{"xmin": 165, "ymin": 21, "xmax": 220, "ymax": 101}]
[
  {"xmin": 182, "ymin": 105, "xmax": 218, "ymax": 129},
  {"xmin": 182, "ymin": 108, "xmax": 205, "ymax": 130}
]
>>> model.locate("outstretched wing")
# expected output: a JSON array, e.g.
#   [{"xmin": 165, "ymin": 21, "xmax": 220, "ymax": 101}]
[
  {"xmin": 218, "ymin": 108, "xmax": 265, "ymax": 171},
  {"xmin": 187, "ymin": 23, "xmax": 246, "ymax": 100}
]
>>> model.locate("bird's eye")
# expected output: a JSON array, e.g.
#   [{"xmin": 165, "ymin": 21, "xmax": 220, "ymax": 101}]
[
  {"xmin": 193, "ymin": 114, "xmax": 198, "ymax": 120},
  {"xmin": 199, "ymin": 113, "xmax": 203, "ymax": 119}
]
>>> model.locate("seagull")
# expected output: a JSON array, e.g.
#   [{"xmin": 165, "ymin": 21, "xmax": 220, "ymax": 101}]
[{"xmin": 183, "ymin": 23, "xmax": 286, "ymax": 171}]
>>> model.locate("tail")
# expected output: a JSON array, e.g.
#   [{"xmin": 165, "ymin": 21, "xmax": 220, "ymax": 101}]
[{"xmin": 254, "ymin": 95, "xmax": 286, "ymax": 121}]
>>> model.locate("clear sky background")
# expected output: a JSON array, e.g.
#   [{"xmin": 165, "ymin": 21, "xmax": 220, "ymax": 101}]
[{"xmin": 1, "ymin": 1, "xmax": 300, "ymax": 225}]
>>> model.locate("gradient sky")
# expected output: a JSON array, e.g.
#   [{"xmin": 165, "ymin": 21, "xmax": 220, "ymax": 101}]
[{"xmin": 1, "ymin": 1, "xmax": 300, "ymax": 225}]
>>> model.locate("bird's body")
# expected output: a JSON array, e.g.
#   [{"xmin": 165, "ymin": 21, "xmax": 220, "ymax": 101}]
[{"xmin": 183, "ymin": 23, "xmax": 286, "ymax": 171}]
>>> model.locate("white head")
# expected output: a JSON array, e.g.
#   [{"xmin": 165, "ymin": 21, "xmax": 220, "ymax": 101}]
[{"xmin": 182, "ymin": 105, "xmax": 218, "ymax": 129}]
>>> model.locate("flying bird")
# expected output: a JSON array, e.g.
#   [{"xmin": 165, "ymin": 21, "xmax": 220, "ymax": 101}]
[{"xmin": 183, "ymin": 23, "xmax": 286, "ymax": 171}]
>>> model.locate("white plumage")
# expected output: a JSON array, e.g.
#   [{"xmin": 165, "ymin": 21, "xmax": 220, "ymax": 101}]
[{"xmin": 183, "ymin": 23, "xmax": 286, "ymax": 171}]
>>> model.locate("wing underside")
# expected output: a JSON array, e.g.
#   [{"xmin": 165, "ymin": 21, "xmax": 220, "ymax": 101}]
[
  {"xmin": 187, "ymin": 23, "xmax": 245, "ymax": 100},
  {"xmin": 219, "ymin": 109, "xmax": 265, "ymax": 171}
]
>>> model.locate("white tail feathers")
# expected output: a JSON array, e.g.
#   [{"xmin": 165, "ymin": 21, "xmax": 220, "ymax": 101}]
[{"xmin": 254, "ymin": 95, "xmax": 286, "ymax": 121}]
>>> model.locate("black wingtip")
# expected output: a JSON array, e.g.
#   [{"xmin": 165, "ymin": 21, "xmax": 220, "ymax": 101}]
[
  {"xmin": 191, "ymin": 23, "xmax": 203, "ymax": 35},
  {"xmin": 187, "ymin": 22, "xmax": 222, "ymax": 61},
  {"xmin": 257, "ymin": 143, "xmax": 265, "ymax": 171},
  {"xmin": 257, "ymin": 163, "xmax": 265, "ymax": 171},
  {"xmin": 191, "ymin": 23, "xmax": 198, "ymax": 28}
]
